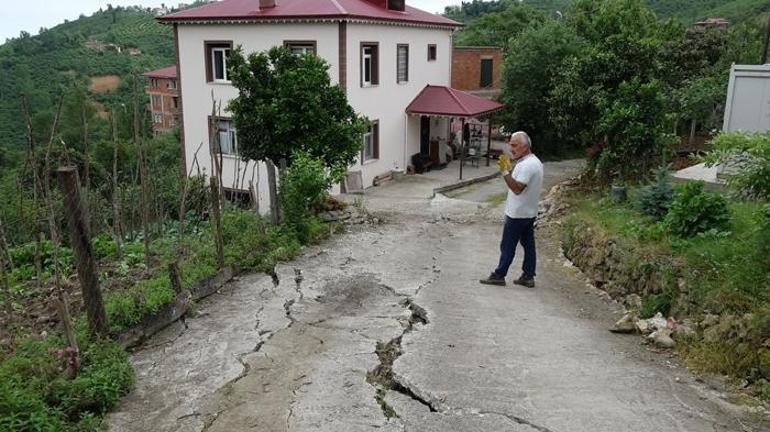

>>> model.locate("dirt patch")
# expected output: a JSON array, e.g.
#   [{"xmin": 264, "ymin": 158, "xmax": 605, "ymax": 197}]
[
  {"xmin": 89, "ymin": 75, "xmax": 121, "ymax": 93},
  {"xmin": 90, "ymin": 101, "xmax": 110, "ymax": 119}
]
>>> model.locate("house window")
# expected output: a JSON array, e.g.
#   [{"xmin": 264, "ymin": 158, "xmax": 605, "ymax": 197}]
[
  {"xmin": 205, "ymin": 41, "xmax": 233, "ymax": 83},
  {"xmin": 428, "ymin": 44, "xmax": 437, "ymax": 61},
  {"xmin": 153, "ymin": 112, "xmax": 163, "ymax": 123},
  {"xmin": 387, "ymin": 0, "xmax": 405, "ymax": 11},
  {"xmin": 171, "ymin": 115, "xmax": 179, "ymax": 126},
  {"xmin": 362, "ymin": 120, "xmax": 379, "ymax": 162},
  {"xmin": 214, "ymin": 119, "xmax": 237, "ymax": 155},
  {"xmin": 480, "ymin": 58, "xmax": 494, "ymax": 88},
  {"xmin": 397, "ymin": 44, "xmax": 409, "ymax": 83},
  {"xmin": 151, "ymin": 94, "xmax": 161, "ymax": 107},
  {"xmin": 361, "ymin": 43, "xmax": 379, "ymax": 87},
  {"xmin": 149, "ymin": 78, "xmax": 159, "ymax": 87},
  {"xmin": 171, "ymin": 97, "xmax": 179, "ymax": 109},
  {"xmin": 168, "ymin": 79, "xmax": 177, "ymax": 89},
  {"xmin": 284, "ymin": 40, "xmax": 317, "ymax": 55}
]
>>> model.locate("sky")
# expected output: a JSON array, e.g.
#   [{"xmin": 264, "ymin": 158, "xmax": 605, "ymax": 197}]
[{"xmin": 0, "ymin": 0, "xmax": 463, "ymax": 43}]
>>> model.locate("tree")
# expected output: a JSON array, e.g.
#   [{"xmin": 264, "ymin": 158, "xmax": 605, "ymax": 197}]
[
  {"xmin": 595, "ymin": 79, "xmax": 673, "ymax": 181},
  {"xmin": 453, "ymin": 2, "xmax": 547, "ymax": 46},
  {"xmin": 227, "ymin": 46, "xmax": 366, "ymax": 183},
  {"xmin": 500, "ymin": 20, "xmax": 585, "ymax": 156}
]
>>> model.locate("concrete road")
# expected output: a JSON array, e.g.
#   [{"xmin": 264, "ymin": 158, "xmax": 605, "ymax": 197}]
[{"xmin": 107, "ymin": 160, "xmax": 768, "ymax": 432}]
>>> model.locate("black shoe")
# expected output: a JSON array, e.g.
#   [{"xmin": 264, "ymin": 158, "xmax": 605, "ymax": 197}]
[
  {"xmin": 513, "ymin": 274, "xmax": 535, "ymax": 288},
  {"xmin": 479, "ymin": 272, "xmax": 506, "ymax": 286}
]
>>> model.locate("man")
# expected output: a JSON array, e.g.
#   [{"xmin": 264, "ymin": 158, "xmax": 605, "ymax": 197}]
[{"xmin": 480, "ymin": 131, "xmax": 544, "ymax": 287}]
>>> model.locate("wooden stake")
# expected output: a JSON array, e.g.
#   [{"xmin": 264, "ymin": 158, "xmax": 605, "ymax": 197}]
[
  {"xmin": 134, "ymin": 76, "xmax": 151, "ymax": 268},
  {"xmin": 82, "ymin": 100, "xmax": 90, "ymax": 191},
  {"xmin": 110, "ymin": 111, "xmax": 123, "ymax": 259},
  {"xmin": 210, "ymin": 176, "xmax": 225, "ymax": 269},
  {"xmin": 57, "ymin": 166, "xmax": 108, "ymax": 338},
  {"xmin": 249, "ymin": 180, "xmax": 259, "ymax": 214},
  {"xmin": 168, "ymin": 262, "xmax": 183, "ymax": 294},
  {"xmin": 266, "ymin": 160, "xmax": 279, "ymax": 225},
  {"xmin": 21, "ymin": 97, "xmax": 42, "ymax": 291}
]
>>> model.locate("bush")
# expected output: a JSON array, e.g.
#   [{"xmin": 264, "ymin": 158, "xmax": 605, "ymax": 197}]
[
  {"xmin": 704, "ymin": 131, "xmax": 770, "ymax": 199},
  {"xmin": 280, "ymin": 151, "xmax": 331, "ymax": 244},
  {"xmin": 0, "ymin": 335, "xmax": 133, "ymax": 431},
  {"xmin": 665, "ymin": 181, "xmax": 730, "ymax": 237},
  {"xmin": 640, "ymin": 291, "xmax": 673, "ymax": 318},
  {"xmin": 637, "ymin": 166, "xmax": 673, "ymax": 217}
]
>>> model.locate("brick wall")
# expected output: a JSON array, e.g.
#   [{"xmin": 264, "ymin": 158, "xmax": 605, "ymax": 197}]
[
  {"xmin": 451, "ymin": 47, "xmax": 502, "ymax": 91},
  {"xmin": 146, "ymin": 77, "xmax": 181, "ymax": 133}
]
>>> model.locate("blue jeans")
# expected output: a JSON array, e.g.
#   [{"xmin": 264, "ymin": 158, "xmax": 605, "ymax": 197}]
[{"xmin": 494, "ymin": 216, "xmax": 536, "ymax": 278}]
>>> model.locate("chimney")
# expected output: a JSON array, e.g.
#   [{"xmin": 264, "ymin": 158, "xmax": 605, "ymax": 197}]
[{"xmin": 259, "ymin": 0, "xmax": 276, "ymax": 8}]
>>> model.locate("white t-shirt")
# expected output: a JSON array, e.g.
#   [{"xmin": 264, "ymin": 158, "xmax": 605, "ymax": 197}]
[{"xmin": 505, "ymin": 153, "xmax": 543, "ymax": 219}]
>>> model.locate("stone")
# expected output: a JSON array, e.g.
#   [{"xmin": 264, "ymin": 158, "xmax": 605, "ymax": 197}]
[
  {"xmin": 635, "ymin": 319, "xmax": 651, "ymax": 335},
  {"xmin": 673, "ymin": 319, "xmax": 697, "ymax": 339},
  {"xmin": 648, "ymin": 312, "xmax": 668, "ymax": 331},
  {"xmin": 700, "ymin": 314, "xmax": 719, "ymax": 329},
  {"xmin": 624, "ymin": 294, "xmax": 642, "ymax": 310},
  {"xmin": 758, "ymin": 349, "xmax": 770, "ymax": 380},
  {"xmin": 648, "ymin": 329, "xmax": 675, "ymax": 349},
  {"xmin": 610, "ymin": 313, "xmax": 637, "ymax": 334}
]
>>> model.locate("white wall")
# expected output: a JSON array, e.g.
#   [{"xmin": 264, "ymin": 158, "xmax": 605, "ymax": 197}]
[
  {"xmin": 178, "ymin": 22, "xmax": 339, "ymax": 212},
  {"xmin": 345, "ymin": 24, "xmax": 452, "ymax": 186},
  {"xmin": 177, "ymin": 20, "xmax": 453, "ymax": 204}
]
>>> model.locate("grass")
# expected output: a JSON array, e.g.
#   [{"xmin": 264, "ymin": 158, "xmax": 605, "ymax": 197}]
[
  {"xmin": 0, "ymin": 330, "xmax": 134, "ymax": 431},
  {"xmin": 486, "ymin": 191, "xmax": 508, "ymax": 207},
  {"xmin": 566, "ymin": 188, "xmax": 770, "ymax": 389},
  {"xmin": 569, "ymin": 190, "xmax": 769, "ymax": 313}
]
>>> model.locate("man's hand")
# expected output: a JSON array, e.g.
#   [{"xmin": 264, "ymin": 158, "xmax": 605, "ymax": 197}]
[{"xmin": 497, "ymin": 154, "xmax": 513, "ymax": 175}]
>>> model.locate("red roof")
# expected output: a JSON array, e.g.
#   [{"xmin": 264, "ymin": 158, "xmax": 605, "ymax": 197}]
[
  {"xmin": 406, "ymin": 85, "xmax": 504, "ymax": 117},
  {"xmin": 144, "ymin": 65, "xmax": 178, "ymax": 79},
  {"xmin": 159, "ymin": 0, "xmax": 461, "ymax": 27}
]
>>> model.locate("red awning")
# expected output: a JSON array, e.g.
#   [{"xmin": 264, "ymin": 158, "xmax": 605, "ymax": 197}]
[{"xmin": 405, "ymin": 85, "xmax": 504, "ymax": 117}]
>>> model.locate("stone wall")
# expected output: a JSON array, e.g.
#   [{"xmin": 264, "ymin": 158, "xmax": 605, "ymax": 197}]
[{"xmin": 561, "ymin": 219, "xmax": 685, "ymax": 312}]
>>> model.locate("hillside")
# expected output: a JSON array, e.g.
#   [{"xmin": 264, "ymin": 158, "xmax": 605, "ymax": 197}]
[
  {"xmin": 445, "ymin": 0, "xmax": 770, "ymax": 23},
  {"xmin": 0, "ymin": 5, "xmax": 174, "ymax": 163}
]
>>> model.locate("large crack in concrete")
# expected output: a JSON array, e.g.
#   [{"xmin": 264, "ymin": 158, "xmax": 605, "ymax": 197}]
[{"xmin": 366, "ymin": 296, "xmax": 435, "ymax": 420}]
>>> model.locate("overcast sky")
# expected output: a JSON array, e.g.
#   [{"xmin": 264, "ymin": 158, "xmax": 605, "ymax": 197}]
[{"xmin": 1, "ymin": 0, "xmax": 462, "ymax": 43}]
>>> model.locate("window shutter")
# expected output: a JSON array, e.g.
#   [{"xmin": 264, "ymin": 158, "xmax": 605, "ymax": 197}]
[
  {"xmin": 480, "ymin": 58, "xmax": 493, "ymax": 88},
  {"xmin": 373, "ymin": 122, "xmax": 380, "ymax": 159},
  {"xmin": 372, "ymin": 45, "xmax": 379, "ymax": 85}
]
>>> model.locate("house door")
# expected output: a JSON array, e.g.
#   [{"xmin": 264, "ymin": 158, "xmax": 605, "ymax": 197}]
[{"xmin": 420, "ymin": 116, "xmax": 430, "ymax": 155}]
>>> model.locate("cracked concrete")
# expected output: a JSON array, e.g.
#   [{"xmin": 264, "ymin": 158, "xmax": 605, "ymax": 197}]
[{"xmin": 107, "ymin": 159, "xmax": 767, "ymax": 432}]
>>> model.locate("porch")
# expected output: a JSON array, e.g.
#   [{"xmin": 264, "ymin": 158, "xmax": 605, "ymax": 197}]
[{"xmin": 404, "ymin": 85, "xmax": 505, "ymax": 180}]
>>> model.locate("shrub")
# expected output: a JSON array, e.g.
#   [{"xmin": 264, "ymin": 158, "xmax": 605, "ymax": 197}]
[
  {"xmin": 640, "ymin": 291, "xmax": 673, "ymax": 318},
  {"xmin": 637, "ymin": 165, "xmax": 673, "ymax": 217},
  {"xmin": 703, "ymin": 131, "xmax": 770, "ymax": 199},
  {"xmin": 664, "ymin": 181, "xmax": 730, "ymax": 237},
  {"xmin": 0, "ymin": 335, "xmax": 133, "ymax": 431},
  {"xmin": 280, "ymin": 151, "xmax": 331, "ymax": 244}
]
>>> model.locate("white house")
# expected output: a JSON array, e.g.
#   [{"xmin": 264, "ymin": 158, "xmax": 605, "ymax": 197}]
[{"xmin": 160, "ymin": 0, "xmax": 503, "ymax": 210}]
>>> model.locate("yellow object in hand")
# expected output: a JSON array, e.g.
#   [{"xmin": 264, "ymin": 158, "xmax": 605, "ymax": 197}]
[{"xmin": 497, "ymin": 154, "xmax": 513, "ymax": 172}]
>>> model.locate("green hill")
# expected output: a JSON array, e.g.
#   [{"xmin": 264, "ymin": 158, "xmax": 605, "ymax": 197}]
[
  {"xmin": 445, "ymin": 0, "xmax": 770, "ymax": 23},
  {"xmin": 0, "ymin": 5, "xmax": 174, "ymax": 163}
]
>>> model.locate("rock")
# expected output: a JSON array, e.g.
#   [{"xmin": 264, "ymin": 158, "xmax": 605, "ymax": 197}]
[
  {"xmin": 648, "ymin": 312, "xmax": 668, "ymax": 331},
  {"xmin": 648, "ymin": 329, "xmax": 675, "ymax": 349},
  {"xmin": 677, "ymin": 278, "xmax": 688, "ymax": 294},
  {"xmin": 700, "ymin": 313, "xmax": 719, "ymax": 329},
  {"xmin": 673, "ymin": 319, "xmax": 696, "ymax": 339},
  {"xmin": 635, "ymin": 319, "xmax": 651, "ymax": 335},
  {"xmin": 610, "ymin": 313, "xmax": 638, "ymax": 334},
  {"xmin": 758, "ymin": 349, "xmax": 770, "ymax": 380},
  {"xmin": 624, "ymin": 294, "xmax": 642, "ymax": 310}
]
